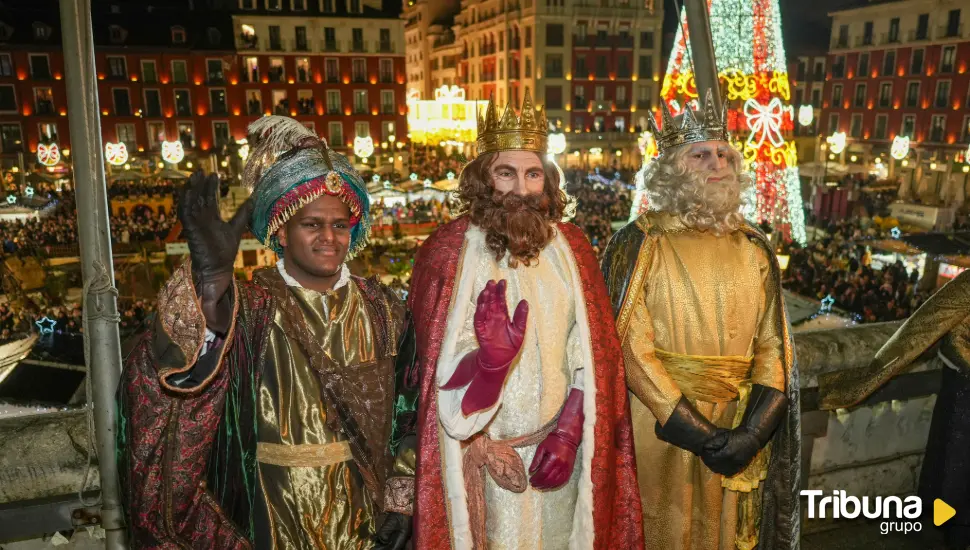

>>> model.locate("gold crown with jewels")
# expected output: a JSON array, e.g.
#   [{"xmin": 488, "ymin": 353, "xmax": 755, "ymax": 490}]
[
  {"xmin": 647, "ymin": 89, "xmax": 729, "ymax": 157},
  {"xmin": 476, "ymin": 89, "xmax": 548, "ymax": 155}
]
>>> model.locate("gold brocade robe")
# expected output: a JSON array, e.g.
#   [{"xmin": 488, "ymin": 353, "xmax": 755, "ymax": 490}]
[
  {"xmin": 251, "ymin": 267, "xmax": 396, "ymax": 549},
  {"xmin": 603, "ymin": 213, "xmax": 789, "ymax": 550}
]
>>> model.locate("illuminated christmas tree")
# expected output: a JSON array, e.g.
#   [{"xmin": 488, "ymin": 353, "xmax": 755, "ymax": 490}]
[{"xmin": 661, "ymin": 0, "xmax": 806, "ymax": 244}]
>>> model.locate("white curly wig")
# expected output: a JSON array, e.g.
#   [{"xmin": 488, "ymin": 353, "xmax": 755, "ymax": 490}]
[{"xmin": 641, "ymin": 141, "xmax": 753, "ymax": 235}]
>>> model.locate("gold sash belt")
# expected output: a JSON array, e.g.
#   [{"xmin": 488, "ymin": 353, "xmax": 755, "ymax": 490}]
[
  {"xmin": 463, "ymin": 418, "xmax": 557, "ymax": 550},
  {"xmin": 256, "ymin": 441, "xmax": 354, "ymax": 468},
  {"xmin": 655, "ymin": 348, "xmax": 753, "ymax": 403}
]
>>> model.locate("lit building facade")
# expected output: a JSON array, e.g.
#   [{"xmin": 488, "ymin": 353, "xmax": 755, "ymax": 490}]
[
  {"xmin": 822, "ymin": 0, "xmax": 970, "ymax": 169},
  {"xmin": 403, "ymin": 0, "xmax": 663, "ymax": 168}
]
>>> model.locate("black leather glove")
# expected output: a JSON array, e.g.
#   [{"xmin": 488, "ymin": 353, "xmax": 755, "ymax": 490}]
[
  {"xmin": 178, "ymin": 171, "xmax": 254, "ymax": 333},
  {"xmin": 654, "ymin": 396, "xmax": 720, "ymax": 455},
  {"xmin": 372, "ymin": 512, "xmax": 411, "ymax": 550},
  {"xmin": 701, "ymin": 384, "xmax": 788, "ymax": 477}
]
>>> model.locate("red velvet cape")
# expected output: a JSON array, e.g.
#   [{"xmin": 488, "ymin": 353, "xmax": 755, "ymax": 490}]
[{"xmin": 407, "ymin": 216, "xmax": 644, "ymax": 548}]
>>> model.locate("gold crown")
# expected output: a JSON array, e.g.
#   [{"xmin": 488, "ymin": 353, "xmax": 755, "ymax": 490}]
[
  {"xmin": 476, "ymin": 89, "xmax": 548, "ymax": 154},
  {"xmin": 647, "ymin": 89, "xmax": 729, "ymax": 157}
]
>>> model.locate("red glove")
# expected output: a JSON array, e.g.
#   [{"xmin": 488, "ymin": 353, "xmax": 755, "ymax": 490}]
[
  {"xmin": 441, "ymin": 279, "xmax": 529, "ymax": 416},
  {"xmin": 529, "ymin": 388, "xmax": 584, "ymax": 490}
]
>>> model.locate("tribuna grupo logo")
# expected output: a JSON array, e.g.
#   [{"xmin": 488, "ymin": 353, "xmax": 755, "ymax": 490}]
[{"xmin": 801, "ymin": 490, "xmax": 923, "ymax": 535}]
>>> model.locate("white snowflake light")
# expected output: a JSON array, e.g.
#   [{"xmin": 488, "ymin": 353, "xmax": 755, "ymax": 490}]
[{"xmin": 797, "ymin": 105, "xmax": 814, "ymax": 127}]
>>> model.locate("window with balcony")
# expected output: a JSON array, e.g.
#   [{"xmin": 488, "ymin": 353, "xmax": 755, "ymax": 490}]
[
  {"xmin": 352, "ymin": 28, "xmax": 365, "ymax": 52},
  {"xmin": 525, "ymin": 26, "xmax": 532, "ymax": 48},
  {"xmin": 326, "ymin": 90, "xmax": 341, "ymax": 114},
  {"xmin": 811, "ymin": 87, "xmax": 822, "ymax": 108},
  {"xmin": 617, "ymin": 55, "xmax": 630, "ymax": 78},
  {"xmin": 617, "ymin": 85, "xmax": 628, "ymax": 108},
  {"xmin": 857, "ymin": 53, "xmax": 869, "ymax": 76},
  {"xmin": 174, "ymin": 89, "xmax": 191, "ymax": 116},
  {"xmin": 836, "ymin": 24, "xmax": 848, "ymax": 47},
  {"xmin": 209, "ymin": 88, "xmax": 227, "ymax": 114},
  {"xmin": 353, "ymin": 90, "xmax": 367, "ymax": 114},
  {"xmin": 594, "ymin": 85, "xmax": 604, "ymax": 102},
  {"xmin": 241, "ymin": 57, "xmax": 258, "ymax": 83},
  {"xmin": 546, "ymin": 24, "xmax": 564, "ymax": 46},
  {"xmin": 141, "ymin": 60, "xmax": 157, "ymax": 83},
  {"xmin": 0, "ymin": 54, "xmax": 11, "ymax": 77},
  {"xmin": 941, "ymin": 46, "xmax": 956, "ymax": 73},
  {"xmin": 638, "ymin": 55, "xmax": 653, "ymax": 79},
  {"xmin": 875, "ymin": 114, "xmax": 888, "ymax": 139},
  {"xmin": 247, "ymin": 90, "xmax": 262, "ymax": 114},
  {"xmin": 287, "ymin": 58, "xmax": 306, "ymax": 83},
  {"xmin": 113, "ymin": 88, "xmax": 132, "ymax": 116},
  {"xmin": 888, "ymin": 17, "xmax": 899, "ymax": 43},
  {"xmin": 273, "ymin": 90, "xmax": 288, "ymax": 115},
  {"xmin": 936, "ymin": 81, "xmax": 951, "ymax": 108},
  {"xmin": 352, "ymin": 58, "xmax": 367, "ymax": 82},
  {"xmin": 380, "ymin": 90, "xmax": 394, "ymax": 114},
  {"xmin": 326, "ymin": 58, "xmax": 340, "ymax": 83},
  {"xmin": 172, "ymin": 60, "xmax": 188, "ymax": 83},
  {"xmin": 213, "ymin": 121, "xmax": 230, "ymax": 147},
  {"xmin": 350, "ymin": 0, "xmax": 361, "ymax": 13},
  {"xmin": 910, "ymin": 48, "xmax": 924, "ymax": 74},
  {"xmin": 545, "ymin": 54, "xmax": 563, "ymax": 78},
  {"xmin": 297, "ymin": 90, "xmax": 314, "ymax": 115},
  {"xmin": 916, "ymin": 14, "xmax": 929, "ymax": 40},
  {"xmin": 960, "ymin": 116, "xmax": 970, "ymax": 143},
  {"xmin": 293, "ymin": 0, "xmax": 307, "ymax": 9},
  {"xmin": 0, "ymin": 124, "xmax": 22, "ymax": 152},
  {"xmin": 906, "ymin": 82, "xmax": 919, "ymax": 107},
  {"xmin": 813, "ymin": 60, "xmax": 824, "ymax": 80},
  {"xmin": 269, "ymin": 25, "xmax": 282, "ymax": 50},
  {"xmin": 882, "ymin": 50, "xmax": 895, "ymax": 76},
  {"xmin": 826, "ymin": 113, "xmax": 839, "ymax": 134},
  {"xmin": 205, "ymin": 59, "xmax": 224, "ymax": 83},
  {"xmin": 295, "ymin": 26, "xmax": 308, "ymax": 51},
  {"xmin": 832, "ymin": 83, "xmax": 843, "ymax": 106},
  {"xmin": 355, "ymin": 121, "xmax": 369, "ymax": 138},
  {"xmin": 147, "ymin": 121, "xmax": 164, "ymax": 150},
  {"xmin": 574, "ymin": 85, "xmax": 585, "ymax": 109},
  {"xmin": 796, "ymin": 60, "xmax": 806, "ymax": 81},
  {"xmin": 863, "ymin": 21, "xmax": 873, "ymax": 45},
  {"xmin": 379, "ymin": 59, "xmax": 393, "ymax": 83},
  {"xmin": 269, "ymin": 58, "xmax": 285, "ymax": 82},
  {"xmin": 116, "ymin": 123, "xmax": 136, "ymax": 150},
  {"xmin": 947, "ymin": 9, "xmax": 961, "ymax": 37},
  {"xmin": 323, "ymin": 27, "xmax": 337, "ymax": 51},
  {"xmin": 594, "ymin": 56, "xmax": 607, "ymax": 78},
  {"xmin": 323, "ymin": 0, "xmax": 335, "ymax": 12},
  {"xmin": 879, "ymin": 82, "xmax": 891, "ymax": 107},
  {"xmin": 32, "ymin": 87, "xmax": 53, "ymax": 115},
  {"xmin": 144, "ymin": 89, "xmax": 162, "ymax": 117},
  {"xmin": 380, "ymin": 121, "xmax": 395, "ymax": 142},
  {"xmin": 526, "ymin": 56, "xmax": 532, "ymax": 78},
  {"xmin": 108, "ymin": 56, "xmax": 127, "ymax": 79},
  {"xmin": 267, "ymin": 0, "xmax": 281, "ymax": 9},
  {"xmin": 328, "ymin": 121, "xmax": 343, "ymax": 145},
  {"xmin": 640, "ymin": 31, "xmax": 654, "ymax": 49},
  {"xmin": 901, "ymin": 115, "xmax": 915, "ymax": 138},
  {"xmin": 178, "ymin": 123, "xmax": 195, "ymax": 148},
  {"xmin": 29, "ymin": 54, "xmax": 50, "ymax": 79},
  {"xmin": 379, "ymin": 29, "xmax": 392, "ymax": 52},
  {"xmin": 930, "ymin": 114, "xmax": 946, "ymax": 142},
  {"xmin": 854, "ymin": 83, "xmax": 866, "ymax": 107},
  {"xmin": 832, "ymin": 55, "xmax": 845, "ymax": 78},
  {"xmin": 850, "ymin": 113, "xmax": 862, "ymax": 138}
]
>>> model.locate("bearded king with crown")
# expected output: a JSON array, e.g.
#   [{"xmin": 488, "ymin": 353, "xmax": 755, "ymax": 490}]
[
  {"xmin": 602, "ymin": 90, "xmax": 801, "ymax": 550},
  {"xmin": 408, "ymin": 91, "xmax": 644, "ymax": 549}
]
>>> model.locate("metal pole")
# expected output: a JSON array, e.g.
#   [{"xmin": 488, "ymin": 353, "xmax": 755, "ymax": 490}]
[
  {"xmin": 58, "ymin": 0, "xmax": 127, "ymax": 548},
  {"xmin": 684, "ymin": 0, "xmax": 722, "ymax": 112}
]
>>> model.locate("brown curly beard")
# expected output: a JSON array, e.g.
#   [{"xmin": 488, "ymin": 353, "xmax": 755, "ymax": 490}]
[{"xmin": 459, "ymin": 153, "xmax": 567, "ymax": 268}]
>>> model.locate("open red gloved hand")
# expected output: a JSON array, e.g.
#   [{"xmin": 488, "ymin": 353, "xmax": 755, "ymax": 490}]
[
  {"xmin": 529, "ymin": 388, "xmax": 584, "ymax": 490},
  {"xmin": 441, "ymin": 279, "xmax": 529, "ymax": 416}
]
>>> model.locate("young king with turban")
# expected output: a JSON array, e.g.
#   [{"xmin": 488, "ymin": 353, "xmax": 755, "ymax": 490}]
[
  {"xmin": 408, "ymin": 91, "xmax": 643, "ymax": 549},
  {"xmin": 118, "ymin": 116, "xmax": 417, "ymax": 549},
  {"xmin": 602, "ymin": 91, "xmax": 801, "ymax": 550}
]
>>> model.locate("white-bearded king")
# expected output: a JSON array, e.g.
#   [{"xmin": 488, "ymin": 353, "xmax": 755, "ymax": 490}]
[{"xmin": 602, "ymin": 90, "xmax": 801, "ymax": 550}]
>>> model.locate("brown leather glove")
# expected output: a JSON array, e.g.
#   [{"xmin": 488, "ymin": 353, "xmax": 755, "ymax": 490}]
[{"xmin": 178, "ymin": 171, "xmax": 254, "ymax": 333}]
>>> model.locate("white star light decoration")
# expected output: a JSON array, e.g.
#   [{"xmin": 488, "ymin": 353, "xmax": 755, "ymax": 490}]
[
  {"xmin": 372, "ymin": 174, "xmax": 381, "ymax": 184},
  {"xmin": 819, "ymin": 295, "xmax": 835, "ymax": 314},
  {"xmin": 409, "ymin": 172, "xmax": 418, "ymax": 181},
  {"xmin": 446, "ymin": 171, "xmax": 455, "ymax": 181},
  {"xmin": 24, "ymin": 186, "xmax": 34, "ymax": 198},
  {"xmin": 891, "ymin": 227, "xmax": 901, "ymax": 239},
  {"xmin": 35, "ymin": 316, "xmax": 57, "ymax": 335},
  {"xmin": 743, "ymin": 98, "xmax": 786, "ymax": 149},
  {"xmin": 423, "ymin": 178, "xmax": 432, "ymax": 188},
  {"xmin": 6, "ymin": 195, "xmax": 15, "ymax": 204}
]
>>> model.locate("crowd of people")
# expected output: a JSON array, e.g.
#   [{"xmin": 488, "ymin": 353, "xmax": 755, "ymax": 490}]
[
  {"xmin": 783, "ymin": 219, "xmax": 927, "ymax": 323},
  {"xmin": 0, "ymin": 299, "xmax": 155, "ymax": 344}
]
